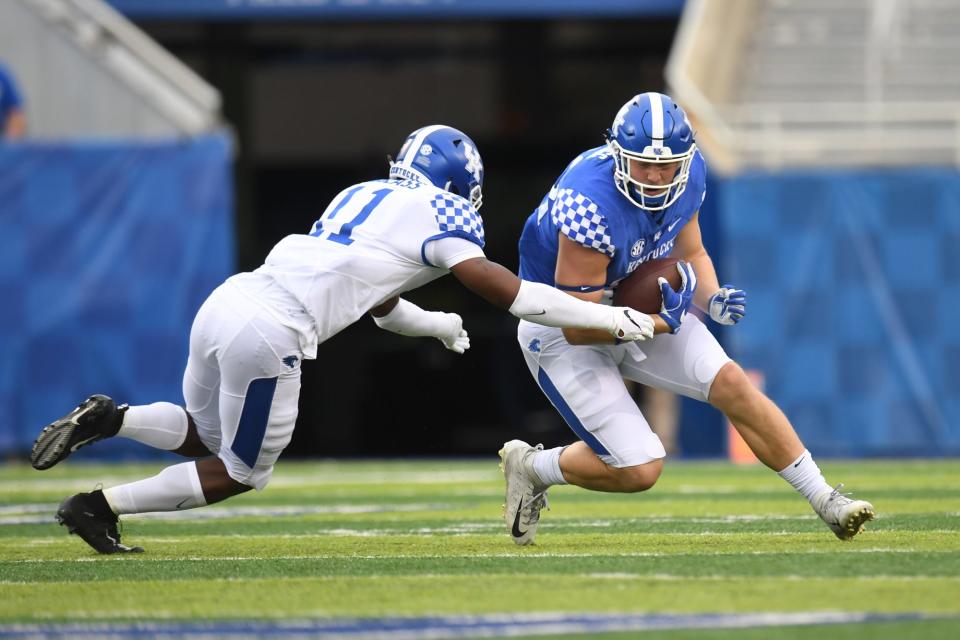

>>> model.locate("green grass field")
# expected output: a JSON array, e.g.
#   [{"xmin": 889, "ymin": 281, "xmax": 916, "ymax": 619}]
[{"xmin": 1, "ymin": 458, "xmax": 958, "ymax": 638}]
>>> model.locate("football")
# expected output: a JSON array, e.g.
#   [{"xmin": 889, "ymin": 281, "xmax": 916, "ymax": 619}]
[{"xmin": 612, "ymin": 257, "xmax": 683, "ymax": 314}]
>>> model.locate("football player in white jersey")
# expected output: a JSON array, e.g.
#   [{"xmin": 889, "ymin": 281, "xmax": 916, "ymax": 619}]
[
  {"xmin": 30, "ymin": 125, "xmax": 660, "ymax": 554},
  {"xmin": 501, "ymin": 93, "xmax": 875, "ymax": 545}
]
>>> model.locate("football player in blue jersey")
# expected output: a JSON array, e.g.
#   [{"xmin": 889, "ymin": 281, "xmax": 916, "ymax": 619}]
[
  {"xmin": 30, "ymin": 125, "xmax": 658, "ymax": 554},
  {"xmin": 500, "ymin": 92, "xmax": 875, "ymax": 545}
]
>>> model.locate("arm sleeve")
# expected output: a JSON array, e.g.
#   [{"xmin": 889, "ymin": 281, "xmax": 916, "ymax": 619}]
[
  {"xmin": 508, "ymin": 280, "xmax": 616, "ymax": 333},
  {"xmin": 424, "ymin": 236, "xmax": 486, "ymax": 270},
  {"xmin": 372, "ymin": 298, "xmax": 457, "ymax": 338}
]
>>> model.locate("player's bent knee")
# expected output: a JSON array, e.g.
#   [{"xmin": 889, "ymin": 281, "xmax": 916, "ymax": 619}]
[
  {"xmin": 174, "ymin": 418, "xmax": 216, "ymax": 458},
  {"xmin": 616, "ymin": 460, "xmax": 662, "ymax": 493},
  {"xmin": 707, "ymin": 362, "xmax": 750, "ymax": 410}
]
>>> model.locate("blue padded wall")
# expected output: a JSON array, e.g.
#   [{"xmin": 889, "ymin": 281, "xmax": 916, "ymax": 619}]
[
  {"xmin": 719, "ymin": 170, "xmax": 960, "ymax": 457},
  {"xmin": 0, "ymin": 135, "xmax": 234, "ymax": 457}
]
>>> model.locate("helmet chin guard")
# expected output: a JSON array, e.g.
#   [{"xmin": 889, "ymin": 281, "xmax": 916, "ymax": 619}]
[
  {"xmin": 606, "ymin": 92, "xmax": 697, "ymax": 212},
  {"xmin": 389, "ymin": 125, "xmax": 484, "ymax": 209}
]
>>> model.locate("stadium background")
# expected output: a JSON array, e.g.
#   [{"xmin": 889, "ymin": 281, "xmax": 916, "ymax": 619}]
[{"xmin": 1, "ymin": 0, "xmax": 956, "ymax": 463}]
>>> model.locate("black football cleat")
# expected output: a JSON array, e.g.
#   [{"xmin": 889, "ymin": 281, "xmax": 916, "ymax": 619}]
[
  {"xmin": 31, "ymin": 395, "xmax": 127, "ymax": 470},
  {"xmin": 56, "ymin": 492, "xmax": 143, "ymax": 555}
]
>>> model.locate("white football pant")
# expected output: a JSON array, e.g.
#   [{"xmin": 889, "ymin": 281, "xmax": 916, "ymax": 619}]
[
  {"xmin": 183, "ymin": 281, "xmax": 303, "ymax": 490},
  {"xmin": 517, "ymin": 313, "xmax": 731, "ymax": 468}
]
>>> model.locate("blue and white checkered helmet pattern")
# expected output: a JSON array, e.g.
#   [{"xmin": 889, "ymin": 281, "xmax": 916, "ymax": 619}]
[
  {"xmin": 551, "ymin": 189, "xmax": 614, "ymax": 257},
  {"xmin": 389, "ymin": 125, "xmax": 484, "ymax": 210},
  {"xmin": 430, "ymin": 193, "xmax": 485, "ymax": 246},
  {"xmin": 605, "ymin": 92, "xmax": 697, "ymax": 212}
]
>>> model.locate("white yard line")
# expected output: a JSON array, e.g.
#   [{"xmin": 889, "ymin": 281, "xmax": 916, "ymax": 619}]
[
  {"xmin": 0, "ymin": 469, "xmax": 497, "ymax": 494},
  {"xmin": 2, "ymin": 548, "xmax": 945, "ymax": 565},
  {"xmin": 0, "ymin": 503, "xmax": 456, "ymax": 525},
  {"xmin": 0, "ymin": 611, "xmax": 950, "ymax": 639}
]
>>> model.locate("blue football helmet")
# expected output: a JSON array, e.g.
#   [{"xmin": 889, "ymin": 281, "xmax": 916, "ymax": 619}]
[
  {"xmin": 605, "ymin": 92, "xmax": 697, "ymax": 212},
  {"xmin": 389, "ymin": 125, "xmax": 484, "ymax": 209}
]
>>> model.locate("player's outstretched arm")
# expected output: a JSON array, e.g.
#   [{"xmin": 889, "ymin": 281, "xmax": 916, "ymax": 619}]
[
  {"xmin": 449, "ymin": 257, "xmax": 653, "ymax": 342},
  {"xmin": 553, "ymin": 234, "xmax": 669, "ymax": 343},
  {"xmin": 369, "ymin": 296, "xmax": 470, "ymax": 353}
]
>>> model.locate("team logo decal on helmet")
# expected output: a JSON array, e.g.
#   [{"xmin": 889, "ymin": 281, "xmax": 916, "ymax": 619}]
[
  {"xmin": 389, "ymin": 125, "xmax": 484, "ymax": 209},
  {"xmin": 605, "ymin": 92, "xmax": 697, "ymax": 212}
]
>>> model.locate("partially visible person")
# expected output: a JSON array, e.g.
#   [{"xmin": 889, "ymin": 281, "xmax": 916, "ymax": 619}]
[
  {"xmin": 0, "ymin": 61, "xmax": 26, "ymax": 140},
  {"xmin": 30, "ymin": 124, "xmax": 658, "ymax": 555}
]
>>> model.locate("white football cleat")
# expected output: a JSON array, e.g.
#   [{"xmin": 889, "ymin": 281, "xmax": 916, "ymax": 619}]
[
  {"xmin": 499, "ymin": 439, "xmax": 548, "ymax": 546},
  {"xmin": 811, "ymin": 483, "xmax": 875, "ymax": 540}
]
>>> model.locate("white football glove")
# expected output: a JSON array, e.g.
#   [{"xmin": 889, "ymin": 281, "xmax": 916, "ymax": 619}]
[
  {"xmin": 373, "ymin": 299, "xmax": 471, "ymax": 354},
  {"xmin": 436, "ymin": 313, "xmax": 471, "ymax": 354},
  {"xmin": 707, "ymin": 285, "xmax": 746, "ymax": 325},
  {"xmin": 609, "ymin": 307, "xmax": 655, "ymax": 342}
]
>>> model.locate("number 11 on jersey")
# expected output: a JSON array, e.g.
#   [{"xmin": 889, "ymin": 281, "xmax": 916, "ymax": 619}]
[{"xmin": 310, "ymin": 187, "xmax": 393, "ymax": 245}]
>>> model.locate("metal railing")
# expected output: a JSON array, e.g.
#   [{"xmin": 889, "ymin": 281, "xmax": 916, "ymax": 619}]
[
  {"xmin": 667, "ymin": 0, "xmax": 960, "ymax": 171},
  {"xmin": 19, "ymin": 0, "xmax": 222, "ymax": 136}
]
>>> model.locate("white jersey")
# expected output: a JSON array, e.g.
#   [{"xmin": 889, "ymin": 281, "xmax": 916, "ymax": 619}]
[{"xmin": 229, "ymin": 177, "xmax": 486, "ymax": 358}]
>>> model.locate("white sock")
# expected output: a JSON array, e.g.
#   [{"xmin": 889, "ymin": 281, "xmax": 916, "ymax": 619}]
[
  {"xmin": 117, "ymin": 402, "xmax": 188, "ymax": 450},
  {"xmin": 777, "ymin": 449, "xmax": 831, "ymax": 502},
  {"xmin": 103, "ymin": 461, "xmax": 207, "ymax": 515},
  {"xmin": 531, "ymin": 446, "xmax": 568, "ymax": 487}
]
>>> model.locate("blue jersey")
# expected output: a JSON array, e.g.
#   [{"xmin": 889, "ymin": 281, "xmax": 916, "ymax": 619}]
[{"xmin": 518, "ymin": 146, "xmax": 706, "ymax": 290}]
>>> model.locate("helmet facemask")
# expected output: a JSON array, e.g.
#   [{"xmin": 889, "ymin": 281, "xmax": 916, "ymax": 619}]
[
  {"xmin": 444, "ymin": 181, "xmax": 483, "ymax": 210},
  {"xmin": 609, "ymin": 139, "xmax": 696, "ymax": 212}
]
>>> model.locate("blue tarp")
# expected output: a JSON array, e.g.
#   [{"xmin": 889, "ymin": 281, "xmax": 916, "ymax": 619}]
[
  {"xmin": 0, "ymin": 135, "xmax": 234, "ymax": 457},
  {"xmin": 2, "ymin": 138, "xmax": 955, "ymax": 459},
  {"xmin": 718, "ymin": 170, "xmax": 960, "ymax": 457}
]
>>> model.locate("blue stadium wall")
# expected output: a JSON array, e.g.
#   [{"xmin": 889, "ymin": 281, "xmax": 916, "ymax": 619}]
[
  {"xmin": 1, "ymin": 140, "xmax": 956, "ymax": 459},
  {"xmin": 703, "ymin": 169, "xmax": 960, "ymax": 458},
  {"xmin": 0, "ymin": 135, "xmax": 234, "ymax": 458}
]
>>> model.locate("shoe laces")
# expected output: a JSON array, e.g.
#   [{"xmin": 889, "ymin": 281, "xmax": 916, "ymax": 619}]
[
  {"xmin": 522, "ymin": 443, "xmax": 545, "ymax": 469},
  {"xmin": 522, "ymin": 443, "xmax": 547, "ymax": 490},
  {"xmin": 523, "ymin": 490, "xmax": 550, "ymax": 527},
  {"xmin": 826, "ymin": 483, "xmax": 856, "ymax": 507}
]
